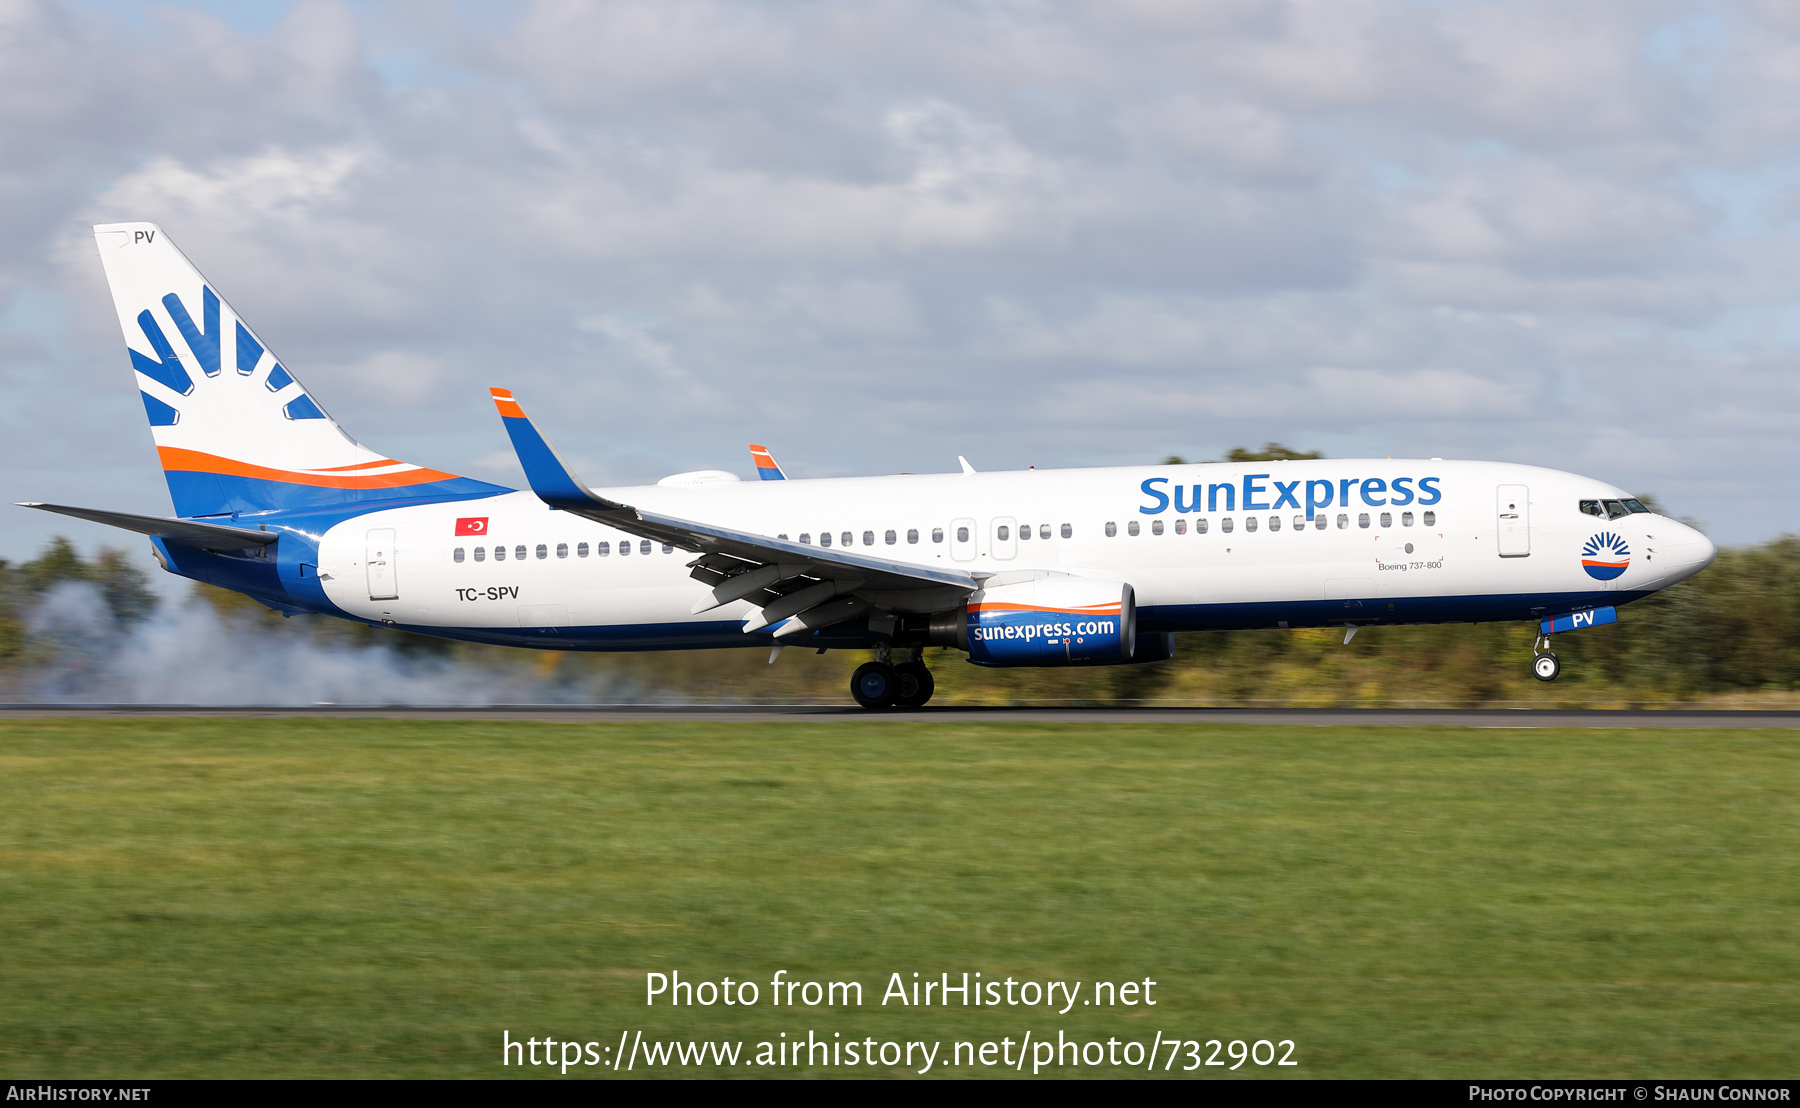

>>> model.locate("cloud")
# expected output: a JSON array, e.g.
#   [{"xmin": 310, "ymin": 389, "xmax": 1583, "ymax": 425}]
[
  {"xmin": 94, "ymin": 146, "xmax": 370, "ymax": 232},
  {"xmin": 0, "ymin": 0, "xmax": 1796, "ymax": 552}
]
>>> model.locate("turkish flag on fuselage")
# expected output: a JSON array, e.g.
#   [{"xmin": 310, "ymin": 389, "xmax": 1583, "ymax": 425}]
[{"xmin": 455, "ymin": 517, "xmax": 489, "ymax": 536}]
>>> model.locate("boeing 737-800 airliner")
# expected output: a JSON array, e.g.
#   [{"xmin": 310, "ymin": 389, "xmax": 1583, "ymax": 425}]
[{"xmin": 20, "ymin": 223, "xmax": 1717, "ymax": 707}]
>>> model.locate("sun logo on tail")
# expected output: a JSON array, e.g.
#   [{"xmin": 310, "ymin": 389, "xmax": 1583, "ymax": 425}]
[
  {"xmin": 1581, "ymin": 531, "xmax": 1631, "ymax": 581},
  {"xmin": 131, "ymin": 285, "xmax": 326, "ymax": 428}
]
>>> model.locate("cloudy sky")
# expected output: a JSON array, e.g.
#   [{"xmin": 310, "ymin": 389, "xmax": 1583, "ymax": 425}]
[{"xmin": 3, "ymin": 0, "xmax": 1798, "ymax": 564}]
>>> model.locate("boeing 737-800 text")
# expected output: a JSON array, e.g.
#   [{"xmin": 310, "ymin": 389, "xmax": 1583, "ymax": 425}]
[{"xmin": 20, "ymin": 223, "xmax": 1717, "ymax": 707}]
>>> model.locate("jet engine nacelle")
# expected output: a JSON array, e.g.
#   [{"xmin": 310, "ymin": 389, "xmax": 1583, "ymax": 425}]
[{"xmin": 933, "ymin": 578, "xmax": 1137, "ymax": 666}]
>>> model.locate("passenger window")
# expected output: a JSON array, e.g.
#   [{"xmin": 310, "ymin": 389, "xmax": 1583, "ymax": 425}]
[
  {"xmin": 1379, "ymin": 512, "xmax": 1391, "ymax": 528},
  {"xmin": 1358, "ymin": 513, "xmax": 1370, "ymax": 529},
  {"xmin": 1579, "ymin": 499, "xmax": 1605, "ymax": 517},
  {"xmin": 617, "ymin": 542, "xmax": 629, "ymax": 557},
  {"xmin": 474, "ymin": 546, "xmax": 486, "ymax": 562},
  {"xmin": 820, "ymin": 532, "xmax": 832, "ymax": 547},
  {"xmin": 596, "ymin": 541, "xmax": 610, "ymax": 556},
  {"xmin": 1336, "ymin": 514, "xmax": 1348, "ymax": 529},
  {"xmin": 453, "ymin": 547, "xmax": 465, "ymax": 563},
  {"xmin": 1401, "ymin": 512, "xmax": 1413, "ymax": 527},
  {"xmin": 1293, "ymin": 515, "xmax": 1305, "ymax": 531},
  {"xmin": 1422, "ymin": 511, "xmax": 1436, "ymax": 526},
  {"xmin": 662, "ymin": 544, "xmax": 673, "ymax": 554},
  {"xmin": 863, "ymin": 530, "xmax": 874, "ymax": 546},
  {"xmin": 885, "ymin": 530, "xmax": 897, "ymax": 545},
  {"xmin": 932, "ymin": 528, "xmax": 944, "ymax": 543},
  {"xmin": 1128, "ymin": 521, "xmax": 1140, "ymax": 536},
  {"xmin": 1019, "ymin": 524, "xmax": 1030, "ymax": 541},
  {"xmin": 799, "ymin": 533, "xmax": 811, "ymax": 544},
  {"xmin": 536, "ymin": 544, "xmax": 548, "ymax": 559},
  {"xmin": 1150, "ymin": 520, "xmax": 1163, "ymax": 535},
  {"xmin": 556, "ymin": 543, "xmax": 568, "ymax": 559},
  {"xmin": 1061, "ymin": 523, "xmax": 1072, "ymax": 539},
  {"xmin": 907, "ymin": 529, "xmax": 919, "ymax": 544},
  {"xmin": 577, "ymin": 542, "xmax": 589, "ymax": 557},
  {"xmin": 1174, "ymin": 518, "xmax": 1187, "ymax": 535},
  {"xmin": 1269, "ymin": 516, "xmax": 1280, "ymax": 532},
  {"xmin": 640, "ymin": 540, "xmax": 652, "ymax": 555},
  {"xmin": 1245, "ymin": 516, "xmax": 1258, "ymax": 532},
  {"xmin": 494, "ymin": 546, "xmax": 506, "ymax": 561},
  {"xmin": 1105, "ymin": 522, "xmax": 1117, "ymax": 537},
  {"xmin": 1314, "ymin": 516, "xmax": 1326, "ymax": 530},
  {"xmin": 841, "ymin": 531, "xmax": 852, "ymax": 547},
  {"xmin": 1040, "ymin": 524, "xmax": 1051, "ymax": 540},
  {"xmin": 516, "ymin": 545, "xmax": 528, "ymax": 560},
  {"xmin": 1221, "ymin": 517, "xmax": 1234, "ymax": 533},
  {"xmin": 957, "ymin": 526, "xmax": 970, "ymax": 542},
  {"xmin": 777, "ymin": 533, "xmax": 788, "ymax": 540},
  {"xmin": 997, "ymin": 525, "xmax": 1011, "ymax": 541},
  {"xmin": 1196, "ymin": 518, "xmax": 1208, "ymax": 534}
]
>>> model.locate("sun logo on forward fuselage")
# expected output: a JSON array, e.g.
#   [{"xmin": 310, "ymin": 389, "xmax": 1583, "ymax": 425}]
[{"xmin": 1581, "ymin": 531, "xmax": 1631, "ymax": 581}]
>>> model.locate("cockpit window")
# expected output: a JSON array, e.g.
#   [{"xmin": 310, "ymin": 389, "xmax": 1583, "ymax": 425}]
[{"xmin": 1581, "ymin": 498, "xmax": 1651, "ymax": 519}]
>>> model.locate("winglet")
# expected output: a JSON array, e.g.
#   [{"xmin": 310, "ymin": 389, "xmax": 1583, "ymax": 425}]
[
  {"xmin": 489, "ymin": 387, "xmax": 612, "ymax": 512},
  {"xmin": 748, "ymin": 444, "xmax": 787, "ymax": 481},
  {"xmin": 958, "ymin": 455, "xmax": 977, "ymax": 475}
]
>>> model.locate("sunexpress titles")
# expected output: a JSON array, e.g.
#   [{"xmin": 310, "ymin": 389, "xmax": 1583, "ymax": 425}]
[{"xmin": 1139, "ymin": 473, "xmax": 1444, "ymax": 520}]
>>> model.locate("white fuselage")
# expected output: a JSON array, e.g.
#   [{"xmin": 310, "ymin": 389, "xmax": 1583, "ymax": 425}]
[{"xmin": 308, "ymin": 459, "xmax": 1715, "ymax": 649}]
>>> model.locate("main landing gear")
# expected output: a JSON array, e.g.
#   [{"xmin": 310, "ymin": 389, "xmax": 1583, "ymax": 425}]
[
  {"xmin": 851, "ymin": 646, "xmax": 935, "ymax": 709},
  {"xmin": 1531, "ymin": 634, "xmax": 1561, "ymax": 682}
]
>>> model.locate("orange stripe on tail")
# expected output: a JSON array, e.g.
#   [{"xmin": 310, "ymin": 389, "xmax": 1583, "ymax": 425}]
[{"xmin": 157, "ymin": 447, "xmax": 462, "ymax": 490}]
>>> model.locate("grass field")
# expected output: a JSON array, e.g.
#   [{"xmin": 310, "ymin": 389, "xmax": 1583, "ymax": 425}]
[{"xmin": 1, "ymin": 718, "xmax": 1796, "ymax": 1079}]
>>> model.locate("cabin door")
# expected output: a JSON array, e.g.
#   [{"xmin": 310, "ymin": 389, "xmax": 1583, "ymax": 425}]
[
  {"xmin": 1496, "ymin": 486, "xmax": 1530, "ymax": 557},
  {"xmin": 366, "ymin": 528, "xmax": 399, "ymax": 599}
]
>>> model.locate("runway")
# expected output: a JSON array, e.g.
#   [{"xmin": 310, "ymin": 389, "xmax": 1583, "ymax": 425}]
[{"xmin": 5, "ymin": 704, "xmax": 1800, "ymax": 727}]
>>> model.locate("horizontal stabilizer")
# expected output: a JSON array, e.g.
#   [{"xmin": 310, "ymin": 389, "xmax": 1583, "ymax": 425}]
[{"xmin": 17, "ymin": 502, "xmax": 278, "ymax": 550}]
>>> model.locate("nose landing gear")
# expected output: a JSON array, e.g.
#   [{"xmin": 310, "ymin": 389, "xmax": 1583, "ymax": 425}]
[{"xmin": 1531, "ymin": 634, "xmax": 1560, "ymax": 682}]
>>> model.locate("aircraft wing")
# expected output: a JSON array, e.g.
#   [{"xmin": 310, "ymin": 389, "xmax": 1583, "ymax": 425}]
[
  {"xmin": 489, "ymin": 389, "xmax": 980, "ymax": 597},
  {"xmin": 18, "ymin": 502, "xmax": 278, "ymax": 550}
]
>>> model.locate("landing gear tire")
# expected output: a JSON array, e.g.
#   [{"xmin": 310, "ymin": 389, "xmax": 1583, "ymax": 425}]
[
  {"xmin": 851, "ymin": 661, "xmax": 901, "ymax": 709},
  {"xmin": 893, "ymin": 661, "xmax": 935, "ymax": 709},
  {"xmin": 1532, "ymin": 652, "xmax": 1561, "ymax": 682}
]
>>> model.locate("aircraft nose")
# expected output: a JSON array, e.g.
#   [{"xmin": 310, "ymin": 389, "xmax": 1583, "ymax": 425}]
[
  {"xmin": 1695, "ymin": 529, "xmax": 1718, "ymax": 569},
  {"xmin": 1662, "ymin": 521, "xmax": 1716, "ymax": 581}
]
